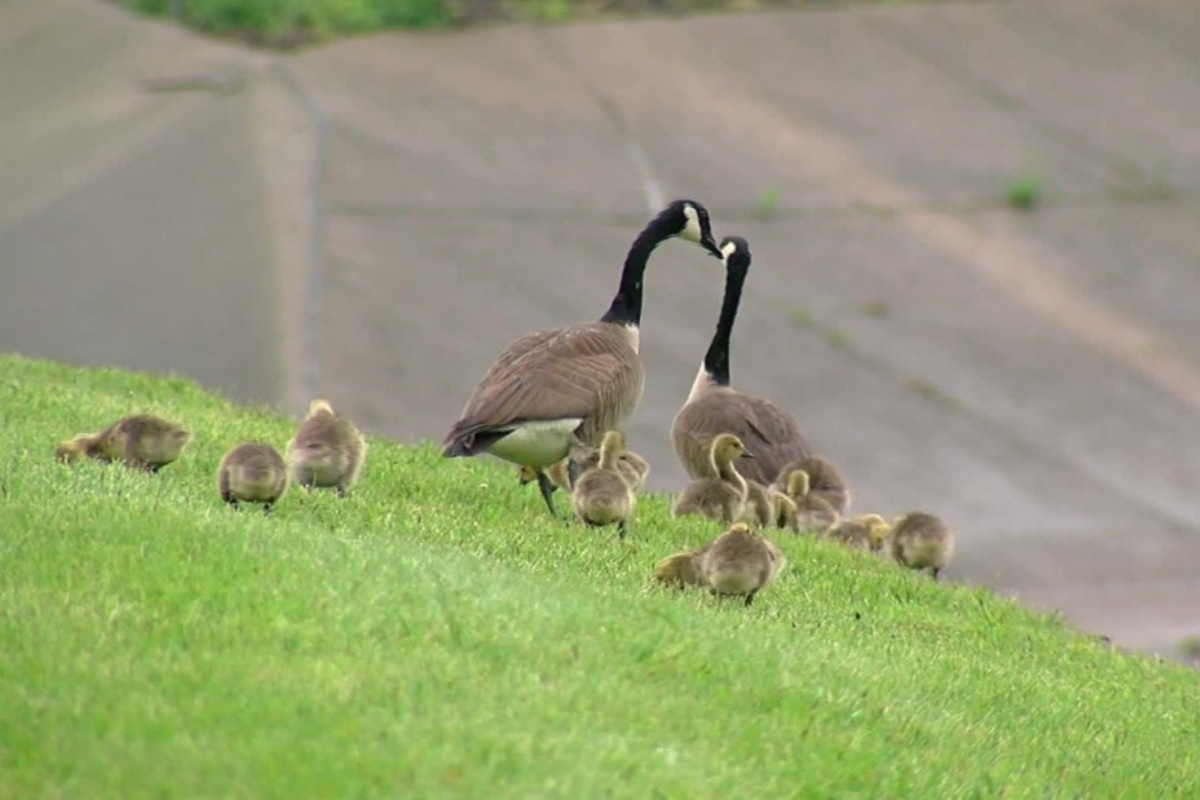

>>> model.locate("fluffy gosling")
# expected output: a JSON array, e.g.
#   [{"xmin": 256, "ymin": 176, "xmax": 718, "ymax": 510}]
[
  {"xmin": 776, "ymin": 455, "xmax": 851, "ymax": 514},
  {"xmin": 824, "ymin": 513, "xmax": 890, "ymax": 552},
  {"xmin": 890, "ymin": 511, "xmax": 956, "ymax": 581},
  {"xmin": 571, "ymin": 430, "xmax": 637, "ymax": 538},
  {"xmin": 77, "ymin": 414, "xmax": 192, "ymax": 472},
  {"xmin": 780, "ymin": 469, "xmax": 839, "ymax": 532},
  {"xmin": 672, "ymin": 433, "xmax": 753, "ymax": 524},
  {"xmin": 697, "ymin": 522, "xmax": 787, "ymax": 607},
  {"xmin": 286, "ymin": 399, "xmax": 367, "ymax": 497},
  {"xmin": 217, "ymin": 442, "xmax": 289, "ymax": 514}
]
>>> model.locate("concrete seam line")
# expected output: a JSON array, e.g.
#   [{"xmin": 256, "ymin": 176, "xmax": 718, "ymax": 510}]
[
  {"xmin": 270, "ymin": 58, "xmax": 329, "ymax": 406},
  {"xmin": 535, "ymin": 27, "xmax": 664, "ymax": 214}
]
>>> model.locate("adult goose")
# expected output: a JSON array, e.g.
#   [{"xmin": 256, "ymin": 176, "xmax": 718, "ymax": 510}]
[
  {"xmin": 442, "ymin": 200, "xmax": 721, "ymax": 515},
  {"xmin": 671, "ymin": 236, "xmax": 812, "ymax": 487}
]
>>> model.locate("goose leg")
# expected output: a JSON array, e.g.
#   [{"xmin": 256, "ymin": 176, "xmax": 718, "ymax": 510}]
[
  {"xmin": 744, "ymin": 591, "xmax": 757, "ymax": 607},
  {"xmin": 262, "ymin": 503, "xmax": 273, "ymax": 515},
  {"xmin": 535, "ymin": 470, "xmax": 562, "ymax": 518},
  {"xmin": 617, "ymin": 520, "xmax": 628, "ymax": 540},
  {"xmin": 931, "ymin": 567, "xmax": 941, "ymax": 582}
]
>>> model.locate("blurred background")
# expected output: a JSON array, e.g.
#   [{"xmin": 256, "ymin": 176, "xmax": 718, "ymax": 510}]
[{"xmin": 4, "ymin": 0, "xmax": 1199, "ymax": 657}]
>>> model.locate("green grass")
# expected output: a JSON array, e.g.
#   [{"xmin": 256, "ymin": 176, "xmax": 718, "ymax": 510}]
[
  {"xmin": 1004, "ymin": 172, "xmax": 1044, "ymax": 211},
  {"xmin": 2, "ymin": 353, "xmax": 1199, "ymax": 798},
  {"xmin": 115, "ymin": 0, "xmax": 941, "ymax": 43}
]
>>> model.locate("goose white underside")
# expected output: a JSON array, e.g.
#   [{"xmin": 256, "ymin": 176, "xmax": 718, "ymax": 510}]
[{"xmin": 485, "ymin": 418, "xmax": 584, "ymax": 468}]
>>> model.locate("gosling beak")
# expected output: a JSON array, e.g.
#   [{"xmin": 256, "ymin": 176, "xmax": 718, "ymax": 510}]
[{"xmin": 740, "ymin": 450, "xmax": 756, "ymax": 459}]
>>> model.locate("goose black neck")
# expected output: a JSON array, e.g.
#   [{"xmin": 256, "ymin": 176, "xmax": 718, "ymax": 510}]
[
  {"xmin": 600, "ymin": 213, "xmax": 677, "ymax": 326},
  {"xmin": 703, "ymin": 260, "xmax": 749, "ymax": 387}
]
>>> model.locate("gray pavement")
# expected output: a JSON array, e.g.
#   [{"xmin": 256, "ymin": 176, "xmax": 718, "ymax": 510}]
[{"xmin": 4, "ymin": 0, "xmax": 1200, "ymax": 655}]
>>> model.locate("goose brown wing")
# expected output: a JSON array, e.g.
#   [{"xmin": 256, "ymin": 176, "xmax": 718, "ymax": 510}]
[{"xmin": 445, "ymin": 323, "xmax": 640, "ymax": 449}]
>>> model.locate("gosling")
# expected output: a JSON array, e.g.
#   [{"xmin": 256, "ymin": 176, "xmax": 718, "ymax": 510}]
[
  {"xmin": 286, "ymin": 399, "xmax": 367, "ymax": 497},
  {"xmin": 697, "ymin": 522, "xmax": 787, "ymax": 607},
  {"xmin": 672, "ymin": 433, "xmax": 754, "ymax": 524},
  {"xmin": 571, "ymin": 430, "xmax": 637, "ymax": 538},
  {"xmin": 217, "ymin": 442, "xmax": 290, "ymax": 514},
  {"xmin": 776, "ymin": 454, "xmax": 851, "ymax": 514},
  {"xmin": 82, "ymin": 414, "xmax": 192, "ymax": 472},
  {"xmin": 890, "ymin": 511, "xmax": 956, "ymax": 581},
  {"xmin": 780, "ymin": 469, "xmax": 839, "ymax": 532},
  {"xmin": 824, "ymin": 513, "xmax": 890, "ymax": 552}
]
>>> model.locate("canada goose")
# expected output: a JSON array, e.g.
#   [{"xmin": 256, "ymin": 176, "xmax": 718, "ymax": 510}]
[
  {"xmin": 571, "ymin": 430, "xmax": 637, "ymax": 538},
  {"xmin": 442, "ymin": 200, "xmax": 721, "ymax": 517},
  {"xmin": 654, "ymin": 545, "xmax": 710, "ymax": 590},
  {"xmin": 779, "ymin": 469, "xmax": 840, "ymax": 532},
  {"xmin": 824, "ymin": 513, "xmax": 890, "ymax": 552},
  {"xmin": 740, "ymin": 480, "xmax": 776, "ymax": 528},
  {"xmin": 54, "ymin": 432, "xmax": 106, "ymax": 464},
  {"xmin": 672, "ymin": 236, "xmax": 813, "ymax": 486},
  {"xmin": 775, "ymin": 454, "xmax": 851, "ymax": 514},
  {"xmin": 286, "ymin": 399, "xmax": 367, "ymax": 497},
  {"xmin": 217, "ymin": 442, "xmax": 289, "ymax": 513},
  {"xmin": 697, "ymin": 522, "xmax": 787, "ymax": 607},
  {"xmin": 890, "ymin": 511, "xmax": 956, "ymax": 581},
  {"xmin": 672, "ymin": 433, "xmax": 754, "ymax": 524},
  {"xmin": 90, "ymin": 414, "xmax": 192, "ymax": 472}
]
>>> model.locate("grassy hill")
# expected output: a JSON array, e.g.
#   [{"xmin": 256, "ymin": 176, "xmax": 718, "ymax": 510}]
[{"xmin": 1, "ymin": 353, "xmax": 1197, "ymax": 797}]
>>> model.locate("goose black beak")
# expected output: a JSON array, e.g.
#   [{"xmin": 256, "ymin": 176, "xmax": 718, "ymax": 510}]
[{"xmin": 703, "ymin": 236, "xmax": 723, "ymax": 259}]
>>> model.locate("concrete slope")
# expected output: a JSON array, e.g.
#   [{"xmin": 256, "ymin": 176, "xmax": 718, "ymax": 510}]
[
  {"xmin": 0, "ymin": 0, "xmax": 311, "ymax": 407},
  {"xmin": 4, "ymin": 0, "xmax": 1199, "ymax": 654},
  {"xmin": 288, "ymin": 0, "xmax": 1200, "ymax": 653}
]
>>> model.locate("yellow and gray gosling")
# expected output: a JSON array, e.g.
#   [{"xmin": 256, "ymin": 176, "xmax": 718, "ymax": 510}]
[
  {"xmin": 781, "ymin": 469, "xmax": 840, "ymax": 532},
  {"xmin": 217, "ymin": 442, "xmax": 289, "ymax": 514},
  {"xmin": 571, "ymin": 430, "xmax": 637, "ymax": 538},
  {"xmin": 824, "ymin": 513, "xmax": 890, "ymax": 552},
  {"xmin": 697, "ymin": 522, "xmax": 787, "ymax": 607},
  {"xmin": 672, "ymin": 433, "xmax": 753, "ymax": 524},
  {"xmin": 889, "ymin": 511, "xmax": 956, "ymax": 581},
  {"xmin": 653, "ymin": 544, "xmax": 710, "ymax": 590},
  {"xmin": 775, "ymin": 454, "xmax": 851, "ymax": 514},
  {"xmin": 76, "ymin": 414, "xmax": 193, "ymax": 472},
  {"xmin": 739, "ymin": 479, "xmax": 776, "ymax": 528},
  {"xmin": 286, "ymin": 399, "xmax": 367, "ymax": 497}
]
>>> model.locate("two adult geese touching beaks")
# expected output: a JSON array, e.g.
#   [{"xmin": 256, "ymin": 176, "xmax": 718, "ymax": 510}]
[
  {"xmin": 441, "ymin": 200, "xmax": 721, "ymax": 516},
  {"xmin": 671, "ymin": 236, "xmax": 814, "ymax": 486}
]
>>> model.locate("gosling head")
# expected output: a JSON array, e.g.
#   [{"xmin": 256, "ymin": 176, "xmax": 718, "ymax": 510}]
[
  {"xmin": 516, "ymin": 465, "xmax": 539, "ymax": 486},
  {"xmin": 307, "ymin": 398, "xmax": 336, "ymax": 417},
  {"xmin": 664, "ymin": 199, "xmax": 720, "ymax": 258},
  {"xmin": 785, "ymin": 469, "xmax": 811, "ymax": 498},
  {"xmin": 727, "ymin": 522, "xmax": 754, "ymax": 536},
  {"xmin": 711, "ymin": 433, "xmax": 754, "ymax": 463},
  {"xmin": 55, "ymin": 434, "xmax": 95, "ymax": 463},
  {"xmin": 860, "ymin": 514, "xmax": 892, "ymax": 551},
  {"xmin": 600, "ymin": 430, "xmax": 627, "ymax": 453}
]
